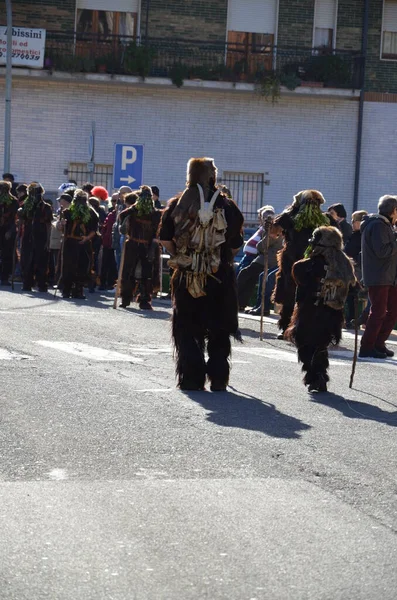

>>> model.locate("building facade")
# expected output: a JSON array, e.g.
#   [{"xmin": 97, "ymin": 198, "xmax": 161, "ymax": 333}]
[{"xmin": 1, "ymin": 0, "xmax": 397, "ymax": 218}]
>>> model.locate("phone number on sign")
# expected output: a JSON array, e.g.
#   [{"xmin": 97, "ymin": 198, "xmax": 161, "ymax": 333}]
[{"xmin": 0, "ymin": 51, "xmax": 41, "ymax": 60}]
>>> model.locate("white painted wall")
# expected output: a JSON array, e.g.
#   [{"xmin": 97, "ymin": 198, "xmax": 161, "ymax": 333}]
[
  {"xmin": 0, "ymin": 78, "xmax": 388, "ymax": 217},
  {"xmin": 359, "ymin": 101, "xmax": 397, "ymax": 213}
]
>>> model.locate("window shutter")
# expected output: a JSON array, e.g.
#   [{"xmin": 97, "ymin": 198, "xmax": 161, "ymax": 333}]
[
  {"xmin": 384, "ymin": 0, "xmax": 397, "ymax": 33},
  {"xmin": 314, "ymin": 0, "xmax": 337, "ymax": 30},
  {"xmin": 76, "ymin": 0, "xmax": 138, "ymax": 12},
  {"xmin": 228, "ymin": 0, "xmax": 277, "ymax": 35}
]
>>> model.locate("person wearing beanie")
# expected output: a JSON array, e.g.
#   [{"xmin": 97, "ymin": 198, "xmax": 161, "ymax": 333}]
[
  {"xmin": 17, "ymin": 182, "xmax": 53, "ymax": 292},
  {"xmin": 58, "ymin": 189, "xmax": 99, "ymax": 299},
  {"xmin": 328, "ymin": 203, "xmax": 353, "ymax": 243},
  {"xmin": 0, "ymin": 180, "xmax": 19, "ymax": 285},
  {"xmin": 118, "ymin": 186, "xmax": 161, "ymax": 310},
  {"xmin": 151, "ymin": 186, "xmax": 162, "ymax": 209},
  {"xmin": 237, "ymin": 206, "xmax": 283, "ymax": 312},
  {"xmin": 91, "ymin": 186, "xmax": 110, "ymax": 213}
]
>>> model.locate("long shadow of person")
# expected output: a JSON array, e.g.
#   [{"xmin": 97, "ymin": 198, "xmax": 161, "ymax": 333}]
[
  {"xmin": 181, "ymin": 388, "xmax": 311, "ymax": 439},
  {"xmin": 312, "ymin": 392, "xmax": 397, "ymax": 426}
]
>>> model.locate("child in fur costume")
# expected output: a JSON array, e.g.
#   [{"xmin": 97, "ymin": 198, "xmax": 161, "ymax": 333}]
[
  {"xmin": 273, "ymin": 189, "xmax": 329, "ymax": 338},
  {"xmin": 159, "ymin": 158, "xmax": 244, "ymax": 391},
  {"xmin": 286, "ymin": 226, "xmax": 356, "ymax": 392}
]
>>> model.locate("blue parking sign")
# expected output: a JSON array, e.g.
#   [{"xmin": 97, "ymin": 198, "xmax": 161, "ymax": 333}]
[{"xmin": 113, "ymin": 144, "xmax": 144, "ymax": 189}]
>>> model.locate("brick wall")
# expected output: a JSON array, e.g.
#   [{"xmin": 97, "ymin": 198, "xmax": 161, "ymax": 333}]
[
  {"xmin": 277, "ymin": 0, "xmax": 315, "ymax": 47},
  {"xmin": 0, "ymin": 0, "xmax": 76, "ymax": 31},
  {"xmin": 0, "ymin": 77, "xmax": 368, "ymax": 215},
  {"xmin": 140, "ymin": 0, "xmax": 228, "ymax": 41}
]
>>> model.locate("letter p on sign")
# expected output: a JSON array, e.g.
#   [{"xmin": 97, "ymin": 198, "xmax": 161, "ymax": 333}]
[{"xmin": 121, "ymin": 146, "xmax": 137, "ymax": 171}]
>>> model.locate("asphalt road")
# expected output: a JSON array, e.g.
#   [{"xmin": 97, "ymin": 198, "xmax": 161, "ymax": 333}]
[{"xmin": 1, "ymin": 286, "xmax": 397, "ymax": 600}]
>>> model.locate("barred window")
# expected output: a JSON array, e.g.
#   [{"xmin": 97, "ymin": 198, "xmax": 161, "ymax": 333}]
[
  {"xmin": 68, "ymin": 163, "xmax": 113, "ymax": 191},
  {"xmin": 382, "ymin": 0, "xmax": 397, "ymax": 59},
  {"xmin": 220, "ymin": 172, "xmax": 264, "ymax": 224}
]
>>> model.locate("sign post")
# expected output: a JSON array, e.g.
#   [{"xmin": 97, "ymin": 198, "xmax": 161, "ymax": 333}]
[{"xmin": 113, "ymin": 144, "xmax": 144, "ymax": 189}]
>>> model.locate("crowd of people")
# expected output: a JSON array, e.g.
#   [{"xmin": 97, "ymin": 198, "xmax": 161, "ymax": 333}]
[
  {"xmin": 1, "ymin": 164, "xmax": 397, "ymax": 393},
  {"xmin": 0, "ymin": 173, "xmax": 163, "ymax": 309}
]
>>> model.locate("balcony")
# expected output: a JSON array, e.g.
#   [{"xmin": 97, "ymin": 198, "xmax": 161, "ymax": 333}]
[{"xmin": 40, "ymin": 32, "xmax": 363, "ymax": 94}]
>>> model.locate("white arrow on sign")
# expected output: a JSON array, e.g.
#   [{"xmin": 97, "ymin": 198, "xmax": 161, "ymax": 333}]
[{"xmin": 120, "ymin": 175, "xmax": 136, "ymax": 184}]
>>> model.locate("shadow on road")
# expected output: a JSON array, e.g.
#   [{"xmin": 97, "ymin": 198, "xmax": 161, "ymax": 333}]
[
  {"xmin": 313, "ymin": 392, "xmax": 397, "ymax": 426},
  {"xmin": 181, "ymin": 388, "xmax": 311, "ymax": 439}
]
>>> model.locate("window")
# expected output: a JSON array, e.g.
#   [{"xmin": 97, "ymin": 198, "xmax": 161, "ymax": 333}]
[
  {"xmin": 220, "ymin": 172, "xmax": 264, "ymax": 222},
  {"xmin": 68, "ymin": 163, "xmax": 113, "ymax": 191},
  {"xmin": 76, "ymin": 10, "xmax": 137, "ymax": 40},
  {"xmin": 313, "ymin": 0, "xmax": 337, "ymax": 51},
  {"xmin": 226, "ymin": 0, "xmax": 277, "ymax": 75},
  {"xmin": 382, "ymin": 0, "xmax": 397, "ymax": 59}
]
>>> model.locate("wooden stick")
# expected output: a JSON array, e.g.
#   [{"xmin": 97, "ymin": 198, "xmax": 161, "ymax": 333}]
[
  {"xmin": 259, "ymin": 221, "xmax": 271, "ymax": 342},
  {"xmin": 349, "ymin": 293, "xmax": 359, "ymax": 388},
  {"xmin": 113, "ymin": 236, "xmax": 127, "ymax": 309}
]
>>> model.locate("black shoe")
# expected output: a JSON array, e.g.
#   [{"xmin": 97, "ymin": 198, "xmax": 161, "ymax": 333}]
[
  {"xmin": 359, "ymin": 348, "xmax": 387, "ymax": 359},
  {"xmin": 139, "ymin": 301, "xmax": 153, "ymax": 310},
  {"xmin": 345, "ymin": 320, "xmax": 354, "ymax": 330},
  {"xmin": 375, "ymin": 346, "xmax": 394, "ymax": 357},
  {"xmin": 210, "ymin": 382, "xmax": 228, "ymax": 392},
  {"xmin": 62, "ymin": 293, "xmax": 71, "ymax": 299},
  {"xmin": 22, "ymin": 286, "xmax": 32, "ymax": 292},
  {"xmin": 179, "ymin": 381, "xmax": 205, "ymax": 391},
  {"xmin": 38, "ymin": 287, "xmax": 48, "ymax": 293},
  {"xmin": 277, "ymin": 332, "xmax": 285, "ymax": 340},
  {"xmin": 308, "ymin": 375, "xmax": 327, "ymax": 393}
]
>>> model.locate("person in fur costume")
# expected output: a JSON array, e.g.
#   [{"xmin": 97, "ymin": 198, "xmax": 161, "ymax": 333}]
[
  {"xmin": 273, "ymin": 189, "xmax": 330, "ymax": 338},
  {"xmin": 159, "ymin": 158, "xmax": 244, "ymax": 391},
  {"xmin": 0, "ymin": 180, "xmax": 19, "ymax": 285},
  {"xmin": 286, "ymin": 226, "xmax": 356, "ymax": 392},
  {"xmin": 119, "ymin": 186, "xmax": 161, "ymax": 310},
  {"xmin": 17, "ymin": 182, "xmax": 53, "ymax": 292},
  {"xmin": 59, "ymin": 189, "xmax": 99, "ymax": 299}
]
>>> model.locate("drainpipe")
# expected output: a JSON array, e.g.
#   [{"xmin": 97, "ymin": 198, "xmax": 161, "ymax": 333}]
[
  {"xmin": 144, "ymin": 0, "xmax": 150, "ymax": 44},
  {"xmin": 3, "ymin": 0, "xmax": 12, "ymax": 174},
  {"xmin": 353, "ymin": 0, "xmax": 370, "ymax": 211}
]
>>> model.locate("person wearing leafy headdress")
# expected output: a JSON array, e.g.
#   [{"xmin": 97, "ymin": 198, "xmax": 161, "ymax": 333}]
[
  {"xmin": 0, "ymin": 180, "xmax": 19, "ymax": 286},
  {"xmin": 118, "ymin": 186, "xmax": 161, "ymax": 310},
  {"xmin": 273, "ymin": 189, "xmax": 330, "ymax": 338},
  {"xmin": 17, "ymin": 182, "xmax": 53, "ymax": 292},
  {"xmin": 59, "ymin": 189, "xmax": 99, "ymax": 299},
  {"xmin": 286, "ymin": 226, "xmax": 356, "ymax": 392}
]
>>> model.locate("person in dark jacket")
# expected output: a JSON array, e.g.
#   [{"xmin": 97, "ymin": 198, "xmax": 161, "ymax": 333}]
[
  {"xmin": 344, "ymin": 210, "xmax": 368, "ymax": 327},
  {"xmin": 99, "ymin": 209, "xmax": 117, "ymax": 290},
  {"xmin": 359, "ymin": 195, "xmax": 397, "ymax": 359},
  {"xmin": 328, "ymin": 203, "xmax": 353, "ymax": 243}
]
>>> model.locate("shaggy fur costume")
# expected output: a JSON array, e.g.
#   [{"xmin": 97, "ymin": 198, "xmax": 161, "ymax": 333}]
[
  {"xmin": 18, "ymin": 182, "xmax": 53, "ymax": 292},
  {"xmin": 0, "ymin": 180, "xmax": 18, "ymax": 284},
  {"xmin": 286, "ymin": 226, "xmax": 356, "ymax": 392},
  {"xmin": 159, "ymin": 158, "xmax": 244, "ymax": 391},
  {"xmin": 273, "ymin": 189, "xmax": 329, "ymax": 334},
  {"xmin": 61, "ymin": 190, "xmax": 99, "ymax": 299},
  {"xmin": 119, "ymin": 187, "xmax": 161, "ymax": 309}
]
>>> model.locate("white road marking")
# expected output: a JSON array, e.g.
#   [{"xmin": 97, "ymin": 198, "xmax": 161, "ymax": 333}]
[
  {"xmin": 235, "ymin": 347, "xmax": 298, "ymax": 363},
  {"xmin": 36, "ymin": 341, "xmax": 143, "ymax": 363},
  {"xmin": 47, "ymin": 468, "xmax": 68, "ymax": 481},
  {"xmin": 133, "ymin": 388, "xmax": 173, "ymax": 393},
  {"xmin": 0, "ymin": 349, "xmax": 32, "ymax": 360}
]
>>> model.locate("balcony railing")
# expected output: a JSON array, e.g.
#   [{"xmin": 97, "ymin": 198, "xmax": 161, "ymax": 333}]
[{"xmin": 42, "ymin": 31, "xmax": 363, "ymax": 90}]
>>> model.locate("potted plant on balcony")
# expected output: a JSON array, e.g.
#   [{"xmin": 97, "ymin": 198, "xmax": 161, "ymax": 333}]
[{"xmin": 255, "ymin": 70, "xmax": 281, "ymax": 104}]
